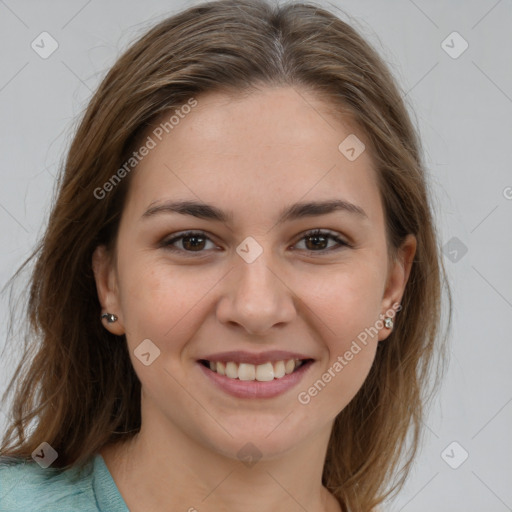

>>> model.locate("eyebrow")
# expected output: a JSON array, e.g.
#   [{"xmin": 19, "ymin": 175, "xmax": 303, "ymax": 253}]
[{"xmin": 141, "ymin": 198, "xmax": 368, "ymax": 224}]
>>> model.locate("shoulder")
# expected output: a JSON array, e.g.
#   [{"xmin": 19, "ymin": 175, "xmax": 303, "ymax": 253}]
[{"xmin": 0, "ymin": 456, "xmax": 99, "ymax": 512}]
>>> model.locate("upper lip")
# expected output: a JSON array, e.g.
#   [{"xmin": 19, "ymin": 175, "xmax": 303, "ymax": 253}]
[{"xmin": 198, "ymin": 350, "xmax": 314, "ymax": 365}]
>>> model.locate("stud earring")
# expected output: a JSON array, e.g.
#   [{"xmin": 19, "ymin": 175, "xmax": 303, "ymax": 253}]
[
  {"xmin": 384, "ymin": 317, "xmax": 394, "ymax": 329},
  {"xmin": 101, "ymin": 313, "xmax": 118, "ymax": 323}
]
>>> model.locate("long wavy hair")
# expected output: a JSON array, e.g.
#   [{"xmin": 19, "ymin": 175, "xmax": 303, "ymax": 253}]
[{"xmin": 0, "ymin": 1, "xmax": 451, "ymax": 510}]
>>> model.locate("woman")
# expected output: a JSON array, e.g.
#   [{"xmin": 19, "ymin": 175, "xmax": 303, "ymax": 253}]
[{"xmin": 0, "ymin": 1, "xmax": 451, "ymax": 511}]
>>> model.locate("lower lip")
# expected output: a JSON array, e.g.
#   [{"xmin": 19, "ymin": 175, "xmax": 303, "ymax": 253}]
[{"xmin": 197, "ymin": 360, "xmax": 314, "ymax": 399}]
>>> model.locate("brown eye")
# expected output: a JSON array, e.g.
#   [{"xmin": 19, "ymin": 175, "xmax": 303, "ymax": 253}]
[
  {"xmin": 161, "ymin": 229, "xmax": 350, "ymax": 257},
  {"xmin": 304, "ymin": 233, "xmax": 329, "ymax": 250},
  {"xmin": 181, "ymin": 234, "xmax": 207, "ymax": 251},
  {"xmin": 294, "ymin": 229, "xmax": 350, "ymax": 253},
  {"xmin": 162, "ymin": 231, "xmax": 215, "ymax": 253}
]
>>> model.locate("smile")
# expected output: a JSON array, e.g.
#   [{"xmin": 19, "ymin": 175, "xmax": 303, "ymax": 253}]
[
  {"xmin": 196, "ymin": 357, "xmax": 315, "ymax": 399},
  {"xmin": 199, "ymin": 358, "xmax": 310, "ymax": 381}
]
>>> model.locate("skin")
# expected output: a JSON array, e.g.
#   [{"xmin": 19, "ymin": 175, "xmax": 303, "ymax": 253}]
[{"xmin": 93, "ymin": 85, "xmax": 416, "ymax": 512}]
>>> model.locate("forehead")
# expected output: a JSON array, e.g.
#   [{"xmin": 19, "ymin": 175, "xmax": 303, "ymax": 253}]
[{"xmin": 124, "ymin": 86, "xmax": 383, "ymax": 226}]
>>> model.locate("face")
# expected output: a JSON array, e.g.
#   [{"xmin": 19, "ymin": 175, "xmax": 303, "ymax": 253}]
[{"xmin": 93, "ymin": 86, "xmax": 415, "ymax": 460}]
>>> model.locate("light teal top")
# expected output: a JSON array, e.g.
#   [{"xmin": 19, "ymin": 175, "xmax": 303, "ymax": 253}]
[{"xmin": 0, "ymin": 453, "xmax": 129, "ymax": 511}]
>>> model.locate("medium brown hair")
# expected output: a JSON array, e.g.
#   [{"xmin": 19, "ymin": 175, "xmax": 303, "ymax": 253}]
[{"xmin": 0, "ymin": 1, "xmax": 451, "ymax": 510}]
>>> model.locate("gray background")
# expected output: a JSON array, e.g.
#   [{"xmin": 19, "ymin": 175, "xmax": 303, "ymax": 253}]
[{"xmin": 0, "ymin": 1, "xmax": 511, "ymax": 511}]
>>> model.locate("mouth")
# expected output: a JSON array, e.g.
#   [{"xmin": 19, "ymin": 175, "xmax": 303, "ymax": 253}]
[
  {"xmin": 198, "ymin": 358, "xmax": 314, "ymax": 381},
  {"xmin": 196, "ymin": 356, "xmax": 315, "ymax": 399}
]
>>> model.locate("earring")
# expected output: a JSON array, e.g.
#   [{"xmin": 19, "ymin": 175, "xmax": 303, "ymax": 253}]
[
  {"xmin": 101, "ymin": 313, "xmax": 118, "ymax": 323},
  {"xmin": 384, "ymin": 317, "xmax": 394, "ymax": 329}
]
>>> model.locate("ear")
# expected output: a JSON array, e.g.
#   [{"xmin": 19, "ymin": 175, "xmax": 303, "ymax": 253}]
[
  {"xmin": 92, "ymin": 244, "xmax": 125, "ymax": 335},
  {"xmin": 378, "ymin": 234, "xmax": 416, "ymax": 341}
]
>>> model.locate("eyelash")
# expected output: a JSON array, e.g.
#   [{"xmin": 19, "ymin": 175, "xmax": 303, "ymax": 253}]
[{"xmin": 160, "ymin": 229, "xmax": 351, "ymax": 256}]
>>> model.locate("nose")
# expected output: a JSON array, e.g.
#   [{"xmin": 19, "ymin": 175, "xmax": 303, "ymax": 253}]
[{"xmin": 216, "ymin": 250, "xmax": 297, "ymax": 335}]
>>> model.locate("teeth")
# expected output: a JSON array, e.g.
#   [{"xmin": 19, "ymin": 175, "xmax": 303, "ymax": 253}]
[
  {"xmin": 206, "ymin": 358, "xmax": 305, "ymax": 381},
  {"xmin": 226, "ymin": 361, "xmax": 238, "ymax": 379},
  {"xmin": 216, "ymin": 361, "xmax": 225, "ymax": 376},
  {"xmin": 255, "ymin": 362, "xmax": 274, "ymax": 381},
  {"xmin": 274, "ymin": 360, "xmax": 286, "ymax": 378},
  {"xmin": 285, "ymin": 359, "xmax": 295, "ymax": 374},
  {"xmin": 238, "ymin": 363, "xmax": 256, "ymax": 381}
]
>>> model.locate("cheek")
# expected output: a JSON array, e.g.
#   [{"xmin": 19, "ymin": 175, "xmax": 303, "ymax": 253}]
[
  {"xmin": 298, "ymin": 260, "xmax": 384, "ymax": 342},
  {"xmin": 118, "ymin": 254, "xmax": 221, "ymax": 350},
  {"xmin": 117, "ymin": 260, "xmax": 216, "ymax": 403},
  {"xmin": 292, "ymin": 264, "xmax": 383, "ymax": 413}
]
